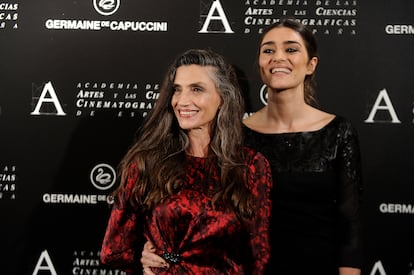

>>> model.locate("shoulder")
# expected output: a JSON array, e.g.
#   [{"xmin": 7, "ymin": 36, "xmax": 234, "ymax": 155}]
[
  {"xmin": 117, "ymin": 162, "xmax": 139, "ymax": 199},
  {"xmin": 325, "ymin": 116, "xmax": 361, "ymax": 149},
  {"xmin": 125, "ymin": 162, "xmax": 139, "ymax": 186},
  {"xmin": 243, "ymin": 146, "xmax": 262, "ymax": 159},
  {"xmin": 242, "ymin": 147, "xmax": 273, "ymax": 190},
  {"xmin": 243, "ymin": 107, "xmax": 267, "ymax": 130},
  {"xmin": 329, "ymin": 115, "xmax": 359, "ymax": 135},
  {"xmin": 307, "ymin": 108, "xmax": 335, "ymax": 131},
  {"xmin": 242, "ymin": 123, "xmax": 257, "ymax": 137},
  {"xmin": 243, "ymin": 108, "xmax": 263, "ymax": 125},
  {"xmin": 242, "ymin": 147, "xmax": 270, "ymax": 168}
]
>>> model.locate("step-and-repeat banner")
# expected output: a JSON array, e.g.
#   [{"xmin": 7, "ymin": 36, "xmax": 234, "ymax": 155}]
[{"xmin": 1, "ymin": 1, "xmax": 413, "ymax": 274}]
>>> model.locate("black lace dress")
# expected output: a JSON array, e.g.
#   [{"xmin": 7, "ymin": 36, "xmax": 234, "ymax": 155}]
[{"xmin": 243, "ymin": 116, "xmax": 363, "ymax": 275}]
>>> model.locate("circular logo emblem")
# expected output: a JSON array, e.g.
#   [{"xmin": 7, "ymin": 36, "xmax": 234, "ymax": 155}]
[
  {"xmin": 90, "ymin": 163, "xmax": 116, "ymax": 190},
  {"xmin": 260, "ymin": 84, "xmax": 268, "ymax": 106},
  {"xmin": 93, "ymin": 0, "xmax": 120, "ymax": 16}
]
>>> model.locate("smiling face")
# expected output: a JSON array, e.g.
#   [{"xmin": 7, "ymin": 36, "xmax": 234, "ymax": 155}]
[
  {"xmin": 171, "ymin": 64, "xmax": 222, "ymax": 135},
  {"xmin": 258, "ymin": 26, "xmax": 318, "ymax": 93}
]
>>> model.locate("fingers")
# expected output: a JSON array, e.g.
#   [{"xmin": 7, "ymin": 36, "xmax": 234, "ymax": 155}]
[
  {"xmin": 141, "ymin": 249, "xmax": 169, "ymax": 268},
  {"xmin": 144, "ymin": 241, "xmax": 156, "ymax": 252},
  {"xmin": 141, "ymin": 241, "xmax": 169, "ymax": 269},
  {"xmin": 142, "ymin": 267, "xmax": 155, "ymax": 275}
]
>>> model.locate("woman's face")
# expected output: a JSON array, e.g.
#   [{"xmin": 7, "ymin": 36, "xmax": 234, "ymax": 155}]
[
  {"xmin": 258, "ymin": 26, "xmax": 317, "ymax": 92},
  {"xmin": 171, "ymin": 64, "xmax": 222, "ymax": 135}
]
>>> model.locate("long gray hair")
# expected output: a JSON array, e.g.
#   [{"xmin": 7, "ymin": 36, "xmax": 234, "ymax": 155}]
[{"xmin": 117, "ymin": 49, "xmax": 253, "ymax": 218}]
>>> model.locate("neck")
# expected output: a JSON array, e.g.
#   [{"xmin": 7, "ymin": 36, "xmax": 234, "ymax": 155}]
[
  {"xmin": 187, "ymin": 130, "xmax": 211, "ymax": 157},
  {"xmin": 264, "ymin": 87, "xmax": 312, "ymax": 132}
]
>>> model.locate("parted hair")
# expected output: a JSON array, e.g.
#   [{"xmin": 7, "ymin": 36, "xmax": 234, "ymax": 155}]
[{"xmin": 116, "ymin": 49, "xmax": 254, "ymax": 218}]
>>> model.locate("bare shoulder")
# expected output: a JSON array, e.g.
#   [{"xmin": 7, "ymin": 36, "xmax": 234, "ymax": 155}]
[
  {"xmin": 310, "ymin": 109, "xmax": 336, "ymax": 130},
  {"xmin": 243, "ymin": 108, "xmax": 266, "ymax": 129}
]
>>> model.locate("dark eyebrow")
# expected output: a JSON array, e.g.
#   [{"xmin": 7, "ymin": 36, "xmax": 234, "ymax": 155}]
[
  {"xmin": 260, "ymin": 40, "xmax": 302, "ymax": 48},
  {"xmin": 173, "ymin": 82, "xmax": 206, "ymax": 87},
  {"xmin": 189, "ymin": 82, "xmax": 206, "ymax": 87},
  {"xmin": 260, "ymin": 41, "xmax": 275, "ymax": 48}
]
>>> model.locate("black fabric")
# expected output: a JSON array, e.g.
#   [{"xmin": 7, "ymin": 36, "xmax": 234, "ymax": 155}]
[{"xmin": 243, "ymin": 116, "xmax": 363, "ymax": 275}]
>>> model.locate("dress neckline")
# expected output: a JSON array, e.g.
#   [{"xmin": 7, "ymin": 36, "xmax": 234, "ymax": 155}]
[{"xmin": 244, "ymin": 115, "xmax": 339, "ymax": 136}]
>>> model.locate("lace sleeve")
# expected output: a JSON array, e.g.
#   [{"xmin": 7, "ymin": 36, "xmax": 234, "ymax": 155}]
[
  {"xmin": 337, "ymin": 121, "xmax": 363, "ymax": 268},
  {"xmin": 100, "ymin": 163, "xmax": 144, "ymax": 274},
  {"xmin": 245, "ymin": 149, "xmax": 272, "ymax": 274}
]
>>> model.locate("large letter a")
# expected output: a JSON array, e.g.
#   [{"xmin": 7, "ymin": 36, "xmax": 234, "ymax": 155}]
[
  {"xmin": 32, "ymin": 250, "xmax": 58, "ymax": 275},
  {"xmin": 198, "ymin": 0, "xmax": 234, "ymax": 33},
  {"xmin": 31, "ymin": 81, "xmax": 66, "ymax": 116}
]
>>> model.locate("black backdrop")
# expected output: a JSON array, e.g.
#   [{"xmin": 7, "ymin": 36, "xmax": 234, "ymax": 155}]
[{"xmin": 1, "ymin": 1, "xmax": 413, "ymax": 274}]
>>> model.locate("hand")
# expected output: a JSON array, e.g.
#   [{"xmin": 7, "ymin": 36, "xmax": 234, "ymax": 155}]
[
  {"xmin": 339, "ymin": 267, "xmax": 361, "ymax": 275},
  {"xmin": 141, "ymin": 241, "xmax": 169, "ymax": 274}
]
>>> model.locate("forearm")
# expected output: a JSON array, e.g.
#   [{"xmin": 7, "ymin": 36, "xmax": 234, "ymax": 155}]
[
  {"xmin": 338, "ymin": 123, "xmax": 363, "ymax": 268},
  {"xmin": 100, "ymin": 207, "xmax": 141, "ymax": 272},
  {"xmin": 339, "ymin": 267, "xmax": 361, "ymax": 275}
]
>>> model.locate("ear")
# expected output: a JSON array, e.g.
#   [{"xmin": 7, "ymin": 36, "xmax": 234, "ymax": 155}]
[
  {"xmin": 306, "ymin": 56, "xmax": 318, "ymax": 75},
  {"xmin": 219, "ymin": 97, "xmax": 223, "ymax": 109}
]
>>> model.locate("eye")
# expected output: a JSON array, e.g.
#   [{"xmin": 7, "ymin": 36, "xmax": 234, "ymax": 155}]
[
  {"xmin": 172, "ymin": 86, "xmax": 181, "ymax": 93},
  {"xmin": 286, "ymin": 47, "xmax": 298, "ymax": 53},
  {"xmin": 262, "ymin": 48, "xmax": 274, "ymax": 54},
  {"xmin": 192, "ymin": 86, "xmax": 203, "ymax": 92}
]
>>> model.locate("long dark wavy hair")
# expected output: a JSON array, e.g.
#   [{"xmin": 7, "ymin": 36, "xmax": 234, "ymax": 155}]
[
  {"xmin": 258, "ymin": 18, "xmax": 320, "ymax": 105},
  {"xmin": 116, "ymin": 49, "xmax": 253, "ymax": 218}
]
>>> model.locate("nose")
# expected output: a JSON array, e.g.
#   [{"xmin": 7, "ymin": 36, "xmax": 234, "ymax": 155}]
[
  {"xmin": 175, "ymin": 89, "xmax": 192, "ymax": 106},
  {"xmin": 272, "ymin": 50, "xmax": 286, "ymax": 62}
]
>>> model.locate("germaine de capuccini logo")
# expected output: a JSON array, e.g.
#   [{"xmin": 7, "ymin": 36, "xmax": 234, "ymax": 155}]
[
  {"xmin": 90, "ymin": 163, "xmax": 116, "ymax": 190},
  {"xmin": 260, "ymin": 84, "xmax": 268, "ymax": 106},
  {"xmin": 93, "ymin": 0, "xmax": 120, "ymax": 16}
]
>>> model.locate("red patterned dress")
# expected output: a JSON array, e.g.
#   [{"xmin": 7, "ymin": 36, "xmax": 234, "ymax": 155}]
[{"xmin": 100, "ymin": 147, "xmax": 272, "ymax": 274}]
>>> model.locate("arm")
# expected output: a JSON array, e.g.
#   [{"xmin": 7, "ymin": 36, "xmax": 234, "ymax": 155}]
[
  {"xmin": 339, "ymin": 267, "xmax": 361, "ymax": 275},
  {"xmin": 141, "ymin": 241, "xmax": 169, "ymax": 275},
  {"xmin": 246, "ymin": 150, "xmax": 273, "ymax": 274},
  {"xmin": 337, "ymin": 122, "xmax": 363, "ymax": 272},
  {"xmin": 100, "ymin": 163, "xmax": 144, "ymax": 274}
]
